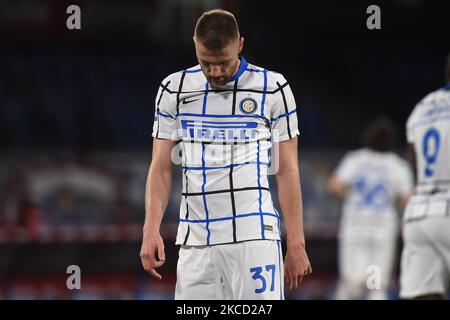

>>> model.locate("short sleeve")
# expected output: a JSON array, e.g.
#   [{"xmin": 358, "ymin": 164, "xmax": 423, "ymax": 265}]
[
  {"xmin": 270, "ymin": 74, "xmax": 299, "ymax": 142},
  {"xmin": 406, "ymin": 103, "xmax": 420, "ymax": 144},
  {"xmin": 406, "ymin": 114, "xmax": 415, "ymax": 144},
  {"xmin": 151, "ymin": 76, "xmax": 178, "ymax": 141},
  {"xmin": 334, "ymin": 153, "xmax": 355, "ymax": 184}
]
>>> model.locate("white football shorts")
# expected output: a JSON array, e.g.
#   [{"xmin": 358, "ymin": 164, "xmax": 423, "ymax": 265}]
[
  {"xmin": 175, "ymin": 239, "xmax": 284, "ymax": 300},
  {"xmin": 400, "ymin": 217, "xmax": 450, "ymax": 298}
]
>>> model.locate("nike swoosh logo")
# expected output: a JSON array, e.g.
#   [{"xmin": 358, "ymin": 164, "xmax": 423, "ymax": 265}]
[{"xmin": 181, "ymin": 98, "xmax": 200, "ymax": 104}]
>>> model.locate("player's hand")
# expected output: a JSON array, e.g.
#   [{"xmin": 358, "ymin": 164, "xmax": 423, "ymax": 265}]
[
  {"xmin": 140, "ymin": 228, "xmax": 166, "ymax": 280},
  {"xmin": 284, "ymin": 239, "xmax": 312, "ymax": 290}
]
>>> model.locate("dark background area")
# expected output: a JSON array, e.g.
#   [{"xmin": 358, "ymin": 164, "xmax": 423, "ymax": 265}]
[
  {"xmin": 2, "ymin": 0, "xmax": 449, "ymax": 151},
  {"xmin": 0, "ymin": 0, "xmax": 449, "ymax": 299}
]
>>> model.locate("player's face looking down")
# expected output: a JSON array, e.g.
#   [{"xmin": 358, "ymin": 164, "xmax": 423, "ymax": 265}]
[{"xmin": 194, "ymin": 36, "xmax": 244, "ymax": 88}]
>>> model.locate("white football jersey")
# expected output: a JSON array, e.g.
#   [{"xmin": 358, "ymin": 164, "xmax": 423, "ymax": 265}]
[
  {"xmin": 404, "ymin": 84, "xmax": 450, "ymax": 221},
  {"xmin": 152, "ymin": 57, "xmax": 299, "ymax": 246},
  {"xmin": 335, "ymin": 148, "xmax": 413, "ymax": 227}
]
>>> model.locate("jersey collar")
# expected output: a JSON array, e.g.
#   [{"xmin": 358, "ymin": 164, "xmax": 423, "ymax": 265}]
[{"xmin": 228, "ymin": 56, "xmax": 248, "ymax": 82}]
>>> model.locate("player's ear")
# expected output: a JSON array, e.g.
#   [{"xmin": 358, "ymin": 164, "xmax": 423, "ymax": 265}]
[
  {"xmin": 238, "ymin": 36, "xmax": 244, "ymax": 54},
  {"xmin": 193, "ymin": 36, "xmax": 200, "ymax": 51}
]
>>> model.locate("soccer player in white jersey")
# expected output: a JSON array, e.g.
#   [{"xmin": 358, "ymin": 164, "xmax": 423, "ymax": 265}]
[
  {"xmin": 400, "ymin": 53, "xmax": 450, "ymax": 300},
  {"xmin": 328, "ymin": 117, "xmax": 414, "ymax": 300},
  {"xmin": 139, "ymin": 9, "xmax": 311, "ymax": 300}
]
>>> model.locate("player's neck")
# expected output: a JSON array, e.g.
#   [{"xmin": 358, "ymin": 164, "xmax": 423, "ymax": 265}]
[
  {"xmin": 231, "ymin": 57, "xmax": 241, "ymax": 78},
  {"xmin": 228, "ymin": 56, "xmax": 248, "ymax": 83}
]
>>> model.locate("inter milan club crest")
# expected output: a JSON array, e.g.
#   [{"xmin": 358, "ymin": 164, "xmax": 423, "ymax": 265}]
[{"xmin": 239, "ymin": 97, "xmax": 258, "ymax": 114}]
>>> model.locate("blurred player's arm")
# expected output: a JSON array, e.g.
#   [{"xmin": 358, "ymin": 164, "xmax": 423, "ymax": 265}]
[
  {"xmin": 406, "ymin": 143, "xmax": 417, "ymax": 184},
  {"xmin": 275, "ymin": 136, "xmax": 312, "ymax": 290},
  {"xmin": 398, "ymin": 143, "xmax": 416, "ymax": 208},
  {"xmin": 400, "ymin": 193, "xmax": 411, "ymax": 208},
  {"xmin": 327, "ymin": 175, "xmax": 346, "ymax": 199},
  {"xmin": 140, "ymin": 138, "xmax": 176, "ymax": 280},
  {"xmin": 327, "ymin": 153, "xmax": 353, "ymax": 199}
]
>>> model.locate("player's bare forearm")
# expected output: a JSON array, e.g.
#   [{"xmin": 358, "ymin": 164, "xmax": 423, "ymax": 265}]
[
  {"xmin": 275, "ymin": 138, "xmax": 305, "ymax": 245},
  {"xmin": 143, "ymin": 160, "xmax": 172, "ymax": 233},
  {"xmin": 140, "ymin": 138, "xmax": 176, "ymax": 279},
  {"xmin": 276, "ymin": 163, "xmax": 305, "ymax": 246},
  {"xmin": 275, "ymin": 137, "xmax": 312, "ymax": 289}
]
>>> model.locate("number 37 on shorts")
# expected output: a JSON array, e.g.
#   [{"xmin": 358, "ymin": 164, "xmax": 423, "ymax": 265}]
[{"xmin": 250, "ymin": 264, "xmax": 277, "ymax": 294}]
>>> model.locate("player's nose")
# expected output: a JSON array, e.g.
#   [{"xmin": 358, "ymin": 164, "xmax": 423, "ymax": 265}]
[{"xmin": 210, "ymin": 65, "xmax": 221, "ymax": 77}]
